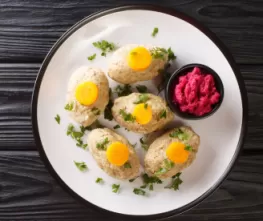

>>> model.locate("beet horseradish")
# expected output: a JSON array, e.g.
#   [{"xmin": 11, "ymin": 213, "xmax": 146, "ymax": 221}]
[{"xmin": 173, "ymin": 67, "xmax": 221, "ymax": 116}]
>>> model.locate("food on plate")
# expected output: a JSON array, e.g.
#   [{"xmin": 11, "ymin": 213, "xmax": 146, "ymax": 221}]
[
  {"xmin": 87, "ymin": 128, "xmax": 140, "ymax": 180},
  {"xmin": 65, "ymin": 66, "xmax": 109, "ymax": 127},
  {"xmin": 144, "ymin": 126, "xmax": 200, "ymax": 179},
  {"xmin": 93, "ymin": 40, "xmax": 116, "ymax": 57},
  {"xmin": 151, "ymin": 27, "xmax": 159, "ymax": 37},
  {"xmin": 173, "ymin": 67, "xmax": 221, "ymax": 116},
  {"xmin": 112, "ymin": 93, "xmax": 173, "ymax": 134},
  {"xmin": 108, "ymin": 44, "xmax": 169, "ymax": 84}
]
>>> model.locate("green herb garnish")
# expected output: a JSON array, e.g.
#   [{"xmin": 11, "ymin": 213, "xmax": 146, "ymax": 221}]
[
  {"xmin": 154, "ymin": 167, "xmax": 167, "ymax": 176},
  {"xmin": 149, "ymin": 184, "xmax": 154, "ymax": 191},
  {"xmin": 130, "ymin": 142, "xmax": 137, "ymax": 148},
  {"xmin": 87, "ymin": 53, "xmax": 96, "ymax": 61},
  {"xmin": 91, "ymin": 107, "xmax": 101, "ymax": 116},
  {"xmin": 164, "ymin": 159, "xmax": 174, "ymax": 170},
  {"xmin": 169, "ymin": 128, "xmax": 188, "ymax": 140},
  {"xmin": 129, "ymin": 179, "xmax": 135, "ymax": 182},
  {"xmin": 114, "ymin": 84, "xmax": 132, "ymax": 97},
  {"xmin": 124, "ymin": 162, "xmax": 132, "ymax": 168},
  {"xmin": 167, "ymin": 47, "xmax": 176, "ymax": 61},
  {"xmin": 67, "ymin": 124, "xmax": 74, "ymax": 135},
  {"xmin": 64, "ymin": 102, "xmax": 73, "ymax": 111},
  {"xmin": 133, "ymin": 94, "xmax": 150, "ymax": 104},
  {"xmin": 93, "ymin": 40, "xmax": 116, "ymax": 56},
  {"xmin": 152, "ymin": 27, "xmax": 159, "ymax": 37},
  {"xmin": 80, "ymin": 125, "xmax": 91, "ymax": 133},
  {"xmin": 119, "ymin": 109, "xmax": 136, "ymax": 122},
  {"xmin": 113, "ymin": 124, "xmax": 120, "ymax": 129},
  {"xmin": 74, "ymin": 161, "xmax": 88, "ymax": 172},
  {"xmin": 112, "ymin": 184, "xmax": 120, "ymax": 193},
  {"xmin": 141, "ymin": 173, "xmax": 162, "ymax": 191},
  {"xmin": 104, "ymin": 99, "xmax": 113, "ymax": 121},
  {"xmin": 144, "ymin": 103, "xmax": 148, "ymax": 109},
  {"xmin": 136, "ymin": 85, "xmax": 148, "ymax": 93},
  {"xmin": 150, "ymin": 47, "xmax": 167, "ymax": 60},
  {"xmin": 166, "ymin": 172, "xmax": 183, "ymax": 191},
  {"xmin": 159, "ymin": 109, "xmax": 167, "ymax": 119},
  {"xmin": 133, "ymin": 188, "xmax": 146, "ymax": 196},
  {"xmin": 55, "ymin": 114, "xmax": 60, "ymax": 124},
  {"xmin": 185, "ymin": 145, "xmax": 193, "ymax": 152},
  {"xmin": 139, "ymin": 138, "xmax": 149, "ymax": 151},
  {"xmin": 96, "ymin": 137, "xmax": 109, "ymax": 150},
  {"xmin": 96, "ymin": 177, "xmax": 104, "ymax": 184}
]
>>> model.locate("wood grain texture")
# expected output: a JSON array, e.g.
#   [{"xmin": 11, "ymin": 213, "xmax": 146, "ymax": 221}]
[
  {"xmin": 0, "ymin": 151, "xmax": 262, "ymax": 221},
  {"xmin": 0, "ymin": 63, "xmax": 262, "ymax": 150},
  {"xmin": 0, "ymin": 0, "xmax": 263, "ymax": 63}
]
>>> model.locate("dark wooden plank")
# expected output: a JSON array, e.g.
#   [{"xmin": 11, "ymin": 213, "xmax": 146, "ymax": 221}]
[
  {"xmin": 1, "ymin": 0, "xmax": 263, "ymax": 63},
  {"xmin": 0, "ymin": 151, "xmax": 262, "ymax": 221},
  {"xmin": 0, "ymin": 63, "xmax": 262, "ymax": 150}
]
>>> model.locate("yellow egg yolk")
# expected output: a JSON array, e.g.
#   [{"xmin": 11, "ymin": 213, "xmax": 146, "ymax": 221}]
[
  {"xmin": 106, "ymin": 142, "xmax": 129, "ymax": 166},
  {"xmin": 166, "ymin": 142, "xmax": 189, "ymax": 164},
  {"xmin": 132, "ymin": 103, "xmax": 152, "ymax": 125},
  {"xmin": 127, "ymin": 46, "xmax": 152, "ymax": 71},
  {"xmin": 75, "ymin": 81, "xmax": 98, "ymax": 106}
]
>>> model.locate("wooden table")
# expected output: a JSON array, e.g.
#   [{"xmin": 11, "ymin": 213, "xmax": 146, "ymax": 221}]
[{"xmin": 1, "ymin": 1, "xmax": 263, "ymax": 220}]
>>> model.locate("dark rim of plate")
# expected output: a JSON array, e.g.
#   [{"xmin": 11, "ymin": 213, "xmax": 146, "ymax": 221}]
[
  {"xmin": 165, "ymin": 63, "xmax": 224, "ymax": 119},
  {"xmin": 31, "ymin": 4, "xmax": 248, "ymax": 221}
]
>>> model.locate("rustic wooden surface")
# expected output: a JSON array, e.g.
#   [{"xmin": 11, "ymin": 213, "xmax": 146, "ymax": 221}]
[{"xmin": 1, "ymin": 0, "xmax": 263, "ymax": 220}]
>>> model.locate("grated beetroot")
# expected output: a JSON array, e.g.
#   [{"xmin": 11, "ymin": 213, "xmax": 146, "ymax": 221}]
[{"xmin": 173, "ymin": 67, "xmax": 220, "ymax": 116}]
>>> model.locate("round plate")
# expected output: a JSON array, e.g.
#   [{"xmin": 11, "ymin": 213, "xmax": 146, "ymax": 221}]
[{"xmin": 32, "ymin": 5, "xmax": 248, "ymax": 220}]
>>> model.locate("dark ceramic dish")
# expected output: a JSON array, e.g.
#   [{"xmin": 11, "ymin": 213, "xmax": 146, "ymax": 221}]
[{"xmin": 165, "ymin": 63, "xmax": 224, "ymax": 119}]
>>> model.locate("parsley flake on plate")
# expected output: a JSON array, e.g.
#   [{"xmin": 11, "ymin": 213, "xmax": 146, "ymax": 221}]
[
  {"xmin": 136, "ymin": 85, "xmax": 148, "ymax": 93},
  {"xmin": 113, "ymin": 124, "xmax": 120, "ymax": 129},
  {"xmin": 151, "ymin": 27, "xmax": 159, "ymax": 37},
  {"xmin": 74, "ymin": 161, "xmax": 88, "ymax": 172},
  {"xmin": 92, "ymin": 40, "xmax": 116, "ymax": 57},
  {"xmin": 167, "ymin": 47, "xmax": 176, "ymax": 61},
  {"xmin": 112, "ymin": 184, "xmax": 120, "ymax": 193},
  {"xmin": 87, "ymin": 53, "xmax": 96, "ymax": 61},
  {"xmin": 91, "ymin": 107, "xmax": 101, "ymax": 116},
  {"xmin": 55, "ymin": 114, "xmax": 60, "ymax": 124},
  {"xmin": 96, "ymin": 137, "xmax": 110, "ymax": 150},
  {"xmin": 67, "ymin": 124, "xmax": 87, "ymax": 149},
  {"xmin": 159, "ymin": 109, "xmax": 167, "ymax": 119},
  {"xmin": 64, "ymin": 102, "xmax": 73, "ymax": 111},
  {"xmin": 166, "ymin": 172, "xmax": 183, "ymax": 191},
  {"xmin": 114, "ymin": 84, "xmax": 132, "ymax": 97},
  {"xmin": 185, "ymin": 145, "xmax": 194, "ymax": 152},
  {"xmin": 141, "ymin": 173, "xmax": 162, "ymax": 191},
  {"xmin": 139, "ymin": 137, "xmax": 149, "ymax": 151},
  {"xmin": 133, "ymin": 94, "xmax": 150, "ymax": 104},
  {"xmin": 96, "ymin": 177, "xmax": 104, "ymax": 184},
  {"xmin": 133, "ymin": 188, "xmax": 146, "ymax": 196},
  {"xmin": 119, "ymin": 109, "xmax": 136, "ymax": 122}
]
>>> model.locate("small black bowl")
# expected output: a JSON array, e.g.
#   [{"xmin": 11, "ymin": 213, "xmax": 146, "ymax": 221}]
[{"xmin": 165, "ymin": 63, "xmax": 224, "ymax": 119}]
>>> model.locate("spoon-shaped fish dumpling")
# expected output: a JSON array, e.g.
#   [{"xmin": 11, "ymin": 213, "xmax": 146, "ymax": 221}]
[
  {"xmin": 112, "ymin": 93, "xmax": 174, "ymax": 134},
  {"xmin": 66, "ymin": 66, "xmax": 109, "ymax": 127},
  {"xmin": 108, "ymin": 44, "xmax": 168, "ymax": 84},
  {"xmin": 144, "ymin": 126, "xmax": 200, "ymax": 179},
  {"xmin": 87, "ymin": 128, "xmax": 140, "ymax": 180}
]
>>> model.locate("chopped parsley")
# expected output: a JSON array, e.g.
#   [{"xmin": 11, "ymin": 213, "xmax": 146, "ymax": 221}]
[
  {"xmin": 80, "ymin": 125, "xmax": 91, "ymax": 133},
  {"xmin": 96, "ymin": 177, "xmax": 104, "ymax": 184},
  {"xmin": 114, "ymin": 84, "xmax": 132, "ymax": 97},
  {"xmin": 113, "ymin": 124, "xmax": 120, "ymax": 129},
  {"xmin": 144, "ymin": 103, "xmax": 148, "ymax": 109},
  {"xmin": 151, "ymin": 27, "xmax": 159, "ymax": 37},
  {"xmin": 67, "ymin": 124, "xmax": 74, "ymax": 135},
  {"xmin": 74, "ymin": 161, "xmax": 88, "ymax": 172},
  {"xmin": 64, "ymin": 102, "xmax": 73, "ymax": 111},
  {"xmin": 133, "ymin": 188, "xmax": 146, "ymax": 196},
  {"xmin": 155, "ymin": 159, "xmax": 174, "ymax": 176},
  {"xmin": 91, "ymin": 107, "xmax": 101, "ymax": 116},
  {"xmin": 166, "ymin": 172, "xmax": 183, "ymax": 191},
  {"xmin": 124, "ymin": 162, "xmax": 132, "ymax": 168},
  {"xmin": 104, "ymin": 99, "xmax": 113, "ymax": 121},
  {"xmin": 150, "ymin": 47, "xmax": 167, "ymax": 60},
  {"xmin": 159, "ymin": 109, "xmax": 167, "ymax": 119},
  {"xmin": 139, "ymin": 138, "xmax": 149, "ymax": 151},
  {"xmin": 141, "ymin": 173, "xmax": 162, "ymax": 191},
  {"xmin": 96, "ymin": 137, "xmax": 110, "ymax": 150},
  {"xmin": 67, "ymin": 124, "xmax": 87, "ymax": 149},
  {"xmin": 154, "ymin": 167, "xmax": 167, "ymax": 176},
  {"xmin": 129, "ymin": 178, "xmax": 135, "ymax": 182},
  {"xmin": 92, "ymin": 40, "xmax": 116, "ymax": 56},
  {"xmin": 185, "ymin": 145, "xmax": 194, "ymax": 152},
  {"xmin": 169, "ymin": 128, "xmax": 188, "ymax": 140},
  {"xmin": 112, "ymin": 184, "xmax": 120, "ymax": 193},
  {"xmin": 133, "ymin": 94, "xmax": 150, "ymax": 104},
  {"xmin": 55, "ymin": 114, "xmax": 60, "ymax": 124},
  {"xmin": 167, "ymin": 47, "xmax": 176, "ymax": 61},
  {"xmin": 119, "ymin": 109, "xmax": 136, "ymax": 122},
  {"xmin": 87, "ymin": 53, "xmax": 96, "ymax": 61},
  {"xmin": 164, "ymin": 159, "xmax": 174, "ymax": 170},
  {"xmin": 136, "ymin": 85, "xmax": 148, "ymax": 93}
]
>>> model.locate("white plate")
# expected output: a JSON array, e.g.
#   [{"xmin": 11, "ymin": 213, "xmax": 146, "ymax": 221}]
[{"xmin": 32, "ymin": 5, "xmax": 248, "ymax": 220}]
